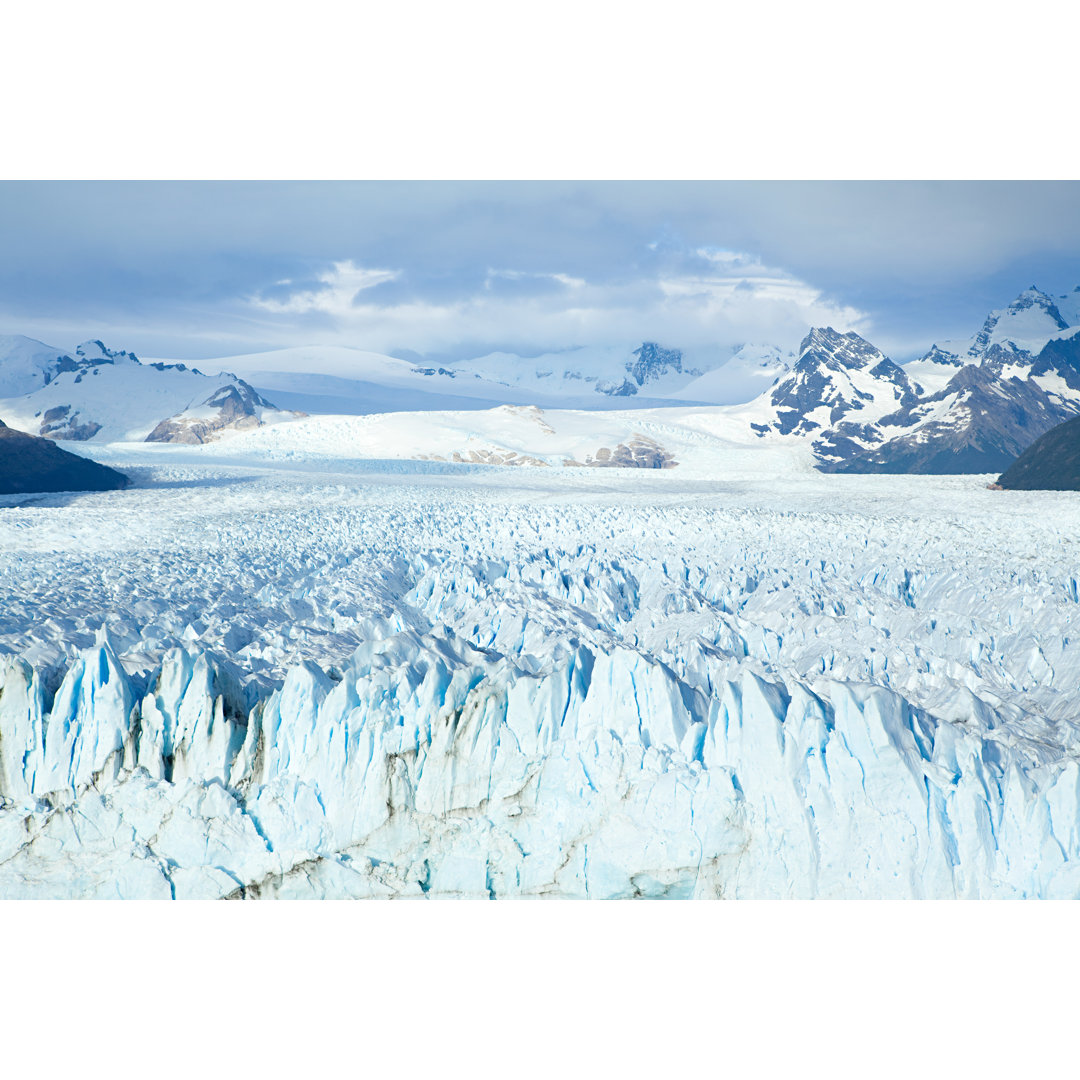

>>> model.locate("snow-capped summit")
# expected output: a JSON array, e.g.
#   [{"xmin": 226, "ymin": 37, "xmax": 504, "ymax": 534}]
[
  {"xmin": 0, "ymin": 335, "xmax": 78, "ymax": 397},
  {"xmin": 969, "ymin": 287, "xmax": 1069, "ymax": 359},
  {"xmin": 0, "ymin": 335, "xmax": 149, "ymax": 401},
  {"xmin": 799, "ymin": 326, "xmax": 897, "ymax": 372},
  {"xmin": 0, "ymin": 335, "xmax": 300, "ymax": 444},
  {"xmin": 146, "ymin": 381, "xmax": 298, "ymax": 444},
  {"xmin": 74, "ymin": 339, "xmax": 141, "ymax": 369},
  {"xmin": 910, "ymin": 287, "xmax": 1075, "ymax": 387},
  {"xmin": 623, "ymin": 342, "xmax": 686, "ymax": 388},
  {"xmin": 755, "ymin": 327, "xmax": 918, "ymax": 445}
]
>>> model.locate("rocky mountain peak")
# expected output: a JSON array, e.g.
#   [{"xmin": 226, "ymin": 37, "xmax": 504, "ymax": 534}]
[
  {"xmin": 627, "ymin": 342, "xmax": 684, "ymax": 386},
  {"xmin": 969, "ymin": 287, "xmax": 1069, "ymax": 359},
  {"xmin": 797, "ymin": 327, "xmax": 888, "ymax": 372},
  {"xmin": 75, "ymin": 340, "xmax": 141, "ymax": 368}
]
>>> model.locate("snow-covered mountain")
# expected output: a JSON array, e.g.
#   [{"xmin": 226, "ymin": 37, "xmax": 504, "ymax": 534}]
[
  {"xmin": 918, "ymin": 287, "xmax": 1071, "ymax": 368},
  {"xmin": 146, "ymin": 382, "xmax": 297, "ymax": 444},
  {"xmin": 732, "ymin": 286, "xmax": 1080, "ymax": 474},
  {"xmin": 6, "ymin": 284, "xmax": 1080, "ymax": 474},
  {"xmin": 674, "ymin": 343, "xmax": 793, "ymax": 404},
  {"xmin": 828, "ymin": 363, "xmax": 1080, "ymax": 474},
  {"xmin": 0, "ymin": 335, "xmax": 80, "ymax": 397},
  {"xmin": 824, "ymin": 290, "xmax": 1080, "ymax": 473},
  {"xmin": 450, "ymin": 342, "xmax": 700, "ymax": 401},
  {"xmin": 740, "ymin": 327, "xmax": 920, "ymax": 467},
  {"xmin": 448, "ymin": 340, "xmax": 795, "ymax": 406},
  {"xmin": 904, "ymin": 287, "xmax": 1078, "ymax": 394},
  {"xmin": 0, "ymin": 337, "xmax": 300, "ymax": 444},
  {"xmin": 195, "ymin": 341, "xmax": 790, "ymax": 414}
]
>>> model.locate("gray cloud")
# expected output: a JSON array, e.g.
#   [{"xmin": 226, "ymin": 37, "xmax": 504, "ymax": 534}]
[{"xmin": 0, "ymin": 182, "xmax": 1077, "ymax": 360}]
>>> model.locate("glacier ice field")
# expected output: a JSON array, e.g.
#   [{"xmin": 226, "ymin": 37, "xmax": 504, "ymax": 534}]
[{"xmin": 2, "ymin": 448, "xmax": 1080, "ymax": 898}]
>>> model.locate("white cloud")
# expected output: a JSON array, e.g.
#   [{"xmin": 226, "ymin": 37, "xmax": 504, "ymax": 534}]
[
  {"xmin": 244, "ymin": 252, "xmax": 869, "ymax": 356},
  {"xmin": 251, "ymin": 260, "xmax": 400, "ymax": 315},
  {"xmin": 483, "ymin": 268, "xmax": 586, "ymax": 289}
]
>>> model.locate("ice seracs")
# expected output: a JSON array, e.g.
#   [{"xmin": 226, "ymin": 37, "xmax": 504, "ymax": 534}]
[{"xmin": 4, "ymin": 430, "xmax": 1080, "ymax": 897}]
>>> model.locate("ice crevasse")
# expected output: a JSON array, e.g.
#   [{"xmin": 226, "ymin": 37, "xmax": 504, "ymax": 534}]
[{"xmin": 1, "ymin": 623, "xmax": 1078, "ymax": 899}]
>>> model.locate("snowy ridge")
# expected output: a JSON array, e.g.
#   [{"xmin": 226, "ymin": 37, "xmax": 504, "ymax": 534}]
[
  {"xmin": 150, "ymin": 341, "xmax": 766, "ymax": 414},
  {"xmin": 0, "ymin": 335, "xmax": 78, "ymax": 397},
  {"xmin": 0, "ymin": 341, "xmax": 299, "ymax": 444}
]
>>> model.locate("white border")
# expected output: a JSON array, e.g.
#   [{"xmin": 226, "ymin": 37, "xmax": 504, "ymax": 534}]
[{"xmin": 2, "ymin": 1, "xmax": 1079, "ymax": 179}]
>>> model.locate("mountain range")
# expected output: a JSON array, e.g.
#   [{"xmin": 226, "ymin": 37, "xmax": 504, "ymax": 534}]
[{"xmin": 2, "ymin": 284, "xmax": 1080, "ymax": 475}]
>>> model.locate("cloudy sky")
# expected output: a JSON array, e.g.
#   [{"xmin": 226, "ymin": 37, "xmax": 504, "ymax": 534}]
[{"xmin": 2, "ymin": 181, "xmax": 1079, "ymax": 363}]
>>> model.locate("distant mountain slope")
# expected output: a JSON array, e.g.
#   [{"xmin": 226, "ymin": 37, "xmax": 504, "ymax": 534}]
[
  {"xmin": 995, "ymin": 415, "xmax": 1080, "ymax": 490},
  {"xmin": 444, "ymin": 341, "xmax": 706, "ymax": 402},
  {"xmin": 147, "ymin": 383, "xmax": 296, "ymax": 444},
  {"xmin": 674, "ymin": 343, "xmax": 792, "ymax": 404},
  {"xmin": 819, "ymin": 287, "xmax": 1080, "ymax": 473},
  {"xmin": 743, "ymin": 328, "xmax": 920, "ymax": 467},
  {"xmin": 148, "ymin": 340, "xmax": 785, "ymax": 412},
  {"xmin": 0, "ymin": 335, "xmax": 78, "ymax": 397},
  {"xmin": 0, "ymin": 338, "xmax": 299, "ymax": 443},
  {"xmin": 0, "ymin": 419, "xmax": 128, "ymax": 495}
]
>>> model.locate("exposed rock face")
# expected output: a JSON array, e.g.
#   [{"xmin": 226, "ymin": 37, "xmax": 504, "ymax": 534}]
[
  {"xmin": 579, "ymin": 435, "xmax": 677, "ymax": 469},
  {"xmin": 597, "ymin": 342, "xmax": 696, "ymax": 397},
  {"xmin": 763, "ymin": 328, "xmax": 920, "ymax": 442},
  {"xmin": 419, "ymin": 449, "xmax": 550, "ymax": 467},
  {"xmin": 995, "ymin": 415, "xmax": 1080, "ymax": 491},
  {"xmin": 826, "ymin": 365, "xmax": 1079, "ymax": 474},
  {"xmin": 798, "ymin": 290, "xmax": 1080, "ymax": 474},
  {"xmin": 0, "ymin": 418, "xmax": 128, "ymax": 495},
  {"xmin": 627, "ymin": 342, "xmax": 686, "ymax": 386},
  {"xmin": 146, "ymin": 382, "xmax": 281, "ymax": 445},
  {"xmin": 37, "ymin": 404, "xmax": 102, "ymax": 442},
  {"xmin": 1027, "ymin": 330, "xmax": 1080, "ymax": 390}
]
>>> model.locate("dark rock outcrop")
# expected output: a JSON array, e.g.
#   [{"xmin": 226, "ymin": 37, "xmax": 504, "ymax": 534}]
[
  {"xmin": 995, "ymin": 415, "xmax": 1080, "ymax": 491},
  {"xmin": 37, "ymin": 404, "xmax": 103, "ymax": 441},
  {"xmin": 0, "ymin": 419, "xmax": 128, "ymax": 495}
]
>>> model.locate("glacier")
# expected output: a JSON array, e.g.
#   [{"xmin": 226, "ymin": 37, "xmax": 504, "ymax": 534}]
[{"xmin": 2, "ymin": 449, "xmax": 1080, "ymax": 898}]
